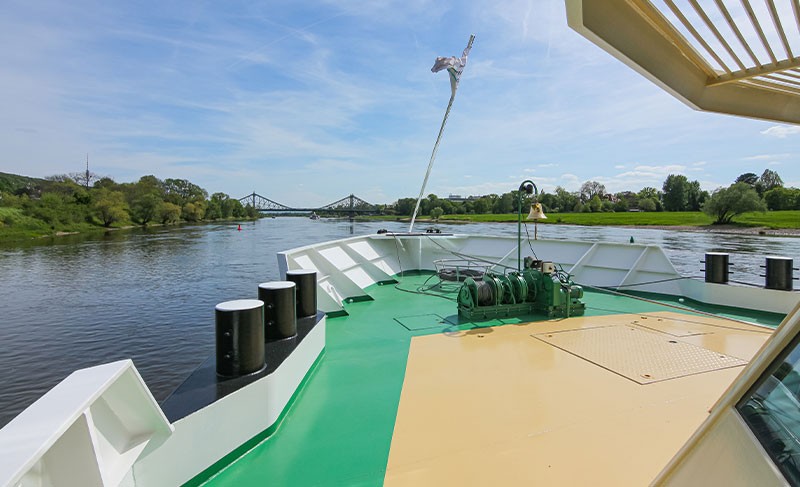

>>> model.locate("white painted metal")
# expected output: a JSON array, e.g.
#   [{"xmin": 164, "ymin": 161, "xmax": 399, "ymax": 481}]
[
  {"xmin": 129, "ymin": 318, "xmax": 326, "ymax": 487},
  {"xmin": 215, "ymin": 299, "xmax": 264, "ymax": 311},
  {"xmin": 257, "ymin": 281, "xmax": 295, "ymax": 290},
  {"xmin": 680, "ymin": 279, "xmax": 799, "ymax": 314},
  {"xmin": 566, "ymin": 0, "xmax": 800, "ymax": 125},
  {"xmin": 0, "ymin": 360, "xmax": 172, "ymax": 487},
  {"xmin": 279, "ymin": 234, "xmax": 799, "ymax": 316},
  {"xmin": 279, "ymin": 234, "xmax": 692, "ymax": 313},
  {"xmin": 655, "ymin": 301, "xmax": 800, "ymax": 484}
]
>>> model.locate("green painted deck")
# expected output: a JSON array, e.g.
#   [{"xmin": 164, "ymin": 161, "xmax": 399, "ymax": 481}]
[{"xmin": 196, "ymin": 272, "xmax": 784, "ymax": 486}]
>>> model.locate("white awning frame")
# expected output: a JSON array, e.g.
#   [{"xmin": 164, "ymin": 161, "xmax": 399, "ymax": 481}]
[{"xmin": 566, "ymin": 0, "xmax": 800, "ymax": 125}]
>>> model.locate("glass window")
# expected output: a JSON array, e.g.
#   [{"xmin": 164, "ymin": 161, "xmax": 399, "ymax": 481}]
[{"xmin": 738, "ymin": 338, "xmax": 800, "ymax": 486}]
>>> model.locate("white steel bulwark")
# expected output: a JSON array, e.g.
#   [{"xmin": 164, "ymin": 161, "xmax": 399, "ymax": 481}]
[{"xmin": 0, "ymin": 360, "xmax": 172, "ymax": 487}]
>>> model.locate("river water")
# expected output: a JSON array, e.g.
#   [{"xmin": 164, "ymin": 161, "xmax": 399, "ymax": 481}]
[{"xmin": 1, "ymin": 218, "xmax": 799, "ymax": 427}]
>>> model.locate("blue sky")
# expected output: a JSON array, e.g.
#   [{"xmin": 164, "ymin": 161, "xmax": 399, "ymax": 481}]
[{"xmin": 2, "ymin": 0, "xmax": 798, "ymax": 207}]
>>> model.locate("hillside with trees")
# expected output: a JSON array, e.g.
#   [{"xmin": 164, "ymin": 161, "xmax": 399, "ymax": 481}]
[{"xmin": 0, "ymin": 172, "xmax": 257, "ymax": 241}]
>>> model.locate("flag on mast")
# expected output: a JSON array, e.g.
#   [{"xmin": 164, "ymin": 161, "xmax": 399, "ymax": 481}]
[
  {"xmin": 408, "ymin": 35, "xmax": 475, "ymax": 233},
  {"xmin": 431, "ymin": 40, "xmax": 473, "ymax": 96}
]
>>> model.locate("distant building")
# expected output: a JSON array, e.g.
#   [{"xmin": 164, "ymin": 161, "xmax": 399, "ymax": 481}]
[{"xmin": 447, "ymin": 194, "xmax": 467, "ymax": 203}]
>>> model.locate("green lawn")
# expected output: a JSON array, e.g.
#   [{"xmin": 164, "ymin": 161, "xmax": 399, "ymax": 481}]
[{"xmin": 373, "ymin": 210, "xmax": 800, "ymax": 229}]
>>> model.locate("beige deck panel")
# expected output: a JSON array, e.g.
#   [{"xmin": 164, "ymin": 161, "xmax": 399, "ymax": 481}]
[{"xmin": 385, "ymin": 312, "xmax": 772, "ymax": 486}]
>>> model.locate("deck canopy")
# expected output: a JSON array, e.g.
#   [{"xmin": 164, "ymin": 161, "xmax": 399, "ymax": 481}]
[{"xmin": 566, "ymin": 0, "xmax": 800, "ymax": 125}]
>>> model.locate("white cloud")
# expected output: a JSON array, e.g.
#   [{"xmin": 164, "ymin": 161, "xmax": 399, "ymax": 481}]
[
  {"xmin": 743, "ymin": 153, "xmax": 791, "ymax": 161},
  {"xmin": 761, "ymin": 125, "xmax": 800, "ymax": 138}
]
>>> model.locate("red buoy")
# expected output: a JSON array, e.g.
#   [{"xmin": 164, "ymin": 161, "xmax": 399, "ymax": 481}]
[{"xmin": 237, "ymin": 224, "xmax": 242, "ymax": 231}]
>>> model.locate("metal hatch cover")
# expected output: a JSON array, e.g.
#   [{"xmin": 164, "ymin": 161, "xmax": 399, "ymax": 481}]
[{"xmin": 532, "ymin": 325, "xmax": 747, "ymax": 385}]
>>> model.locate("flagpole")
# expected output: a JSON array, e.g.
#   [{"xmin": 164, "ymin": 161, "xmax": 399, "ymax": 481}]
[{"xmin": 409, "ymin": 34, "xmax": 474, "ymax": 233}]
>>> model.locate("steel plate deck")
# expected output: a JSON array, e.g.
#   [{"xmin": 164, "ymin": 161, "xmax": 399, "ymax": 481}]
[
  {"xmin": 533, "ymin": 325, "xmax": 747, "ymax": 385},
  {"xmin": 200, "ymin": 273, "xmax": 781, "ymax": 487}
]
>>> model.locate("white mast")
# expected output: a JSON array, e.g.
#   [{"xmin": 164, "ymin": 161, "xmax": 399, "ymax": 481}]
[{"xmin": 409, "ymin": 35, "xmax": 475, "ymax": 232}]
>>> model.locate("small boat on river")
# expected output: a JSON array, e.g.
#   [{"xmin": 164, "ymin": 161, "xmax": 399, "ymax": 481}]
[{"xmin": 2, "ymin": 2, "xmax": 800, "ymax": 486}]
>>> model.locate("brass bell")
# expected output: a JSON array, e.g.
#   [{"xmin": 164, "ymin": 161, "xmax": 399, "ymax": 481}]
[{"xmin": 527, "ymin": 202, "xmax": 547, "ymax": 220}]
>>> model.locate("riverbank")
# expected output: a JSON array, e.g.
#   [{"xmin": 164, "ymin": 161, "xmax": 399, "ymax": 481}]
[{"xmin": 0, "ymin": 212, "xmax": 258, "ymax": 243}]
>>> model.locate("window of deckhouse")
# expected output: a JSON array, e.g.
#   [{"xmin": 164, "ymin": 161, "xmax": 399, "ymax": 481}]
[{"xmin": 738, "ymin": 338, "xmax": 800, "ymax": 486}]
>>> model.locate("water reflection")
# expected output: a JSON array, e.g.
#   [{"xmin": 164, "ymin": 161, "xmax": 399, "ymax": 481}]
[{"xmin": 0, "ymin": 218, "xmax": 798, "ymax": 427}]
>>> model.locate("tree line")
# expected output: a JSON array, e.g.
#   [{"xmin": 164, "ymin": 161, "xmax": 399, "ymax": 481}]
[
  {"xmin": 0, "ymin": 172, "xmax": 257, "ymax": 233},
  {"xmin": 390, "ymin": 169, "xmax": 799, "ymax": 224}
]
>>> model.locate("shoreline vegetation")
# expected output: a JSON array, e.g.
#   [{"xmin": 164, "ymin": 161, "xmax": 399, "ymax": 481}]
[
  {"xmin": 3, "ymin": 168, "xmax": 800, "ymax": 243},
  {"xmin": 369, "ymin": 211, "xmax": 800, "ymax": 237},
  {"xmin": 0, "ymin": 172, "xmax": 258, "ymax": 243}
]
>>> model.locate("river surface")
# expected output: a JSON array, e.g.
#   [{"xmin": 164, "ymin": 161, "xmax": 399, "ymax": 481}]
[{"xmin": 1, "ymin": 218, "xmax": 799, "ymax": 427}]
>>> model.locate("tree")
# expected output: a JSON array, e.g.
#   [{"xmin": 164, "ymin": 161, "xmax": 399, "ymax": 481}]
[
  {"xmin": 662, "ymin": 174, "xmax": 689, "ymax": 211},
  {"xmin": 638, "ymin": 198, "xmax": 657, "ymax": 212},
  {"xmin": 472, "ymin": 197, "xmax": 491, "ymax": 214},
  {"xmin": 735, "ymin": 172, "xmax": 759, "ymax": 187},
  {"xmin": 92, "ymin": 189, "xmax": 128, "ymax": 227},
  {"xmin": 554, "ymin": 186, "xmax": 579, "ymax": 213},
  {"xmin": 163, "ymin": 178, "xmax": 208, "ymax": 206},
  {"xmin": 538, "ymin": 192, "xmax": 557, "ymax": 212},
  {"xmin": 588, "ymin": 194, "xmax": 602, "ymax": 212},
  {"xmin": 580, "ymin": 181, "xmax": 606, "ymax": 202},
  {"xmin": 394, "ymin": 198, "xmax": 416, "ymax": 215},
  {"xmin": 131, "ymin": 193, "xmax": 162, "ymax": 225},
  {"xmin": 430, "ymin": 207, "xmax": 443, "ymax": 221},
  {"xmin": 613, "ymin": 199, "xmax": 629, "ymax": 212},
  {"xmin": 93, "ymin": 177, "xmax": 119, "ymax": 191},
  {"xmin": 494, "ymin": 192, "xmax": 515, "ymax": 213},
  {"xmin": 686, "ymin": 180, "xmax": 708, "ymax": 211},
  {"xmin": 764, "ymin": 187, "xmax": 800, "ymax": 211},
  {"xmin": 70, "ymin": 169, "xmax": 101, "ymax": 189},
  {"xmin": 221, "ymin": 197, "xmax": 245, "ymax": 218},
  {"xmin": 702, "ymin": 182, "xmax": 766, "ymax": 224},
  {"xmin": 637, "ymin": 187, "xmax": 659, "ymax": 200},
  {"xmin": 159, "ymin": 202, "xmax": 182, "ymax": 224},
  {"xmin": 182, "ymin": 201, "xmax": 206, "ymax": 222},
  {"xmin": 759, "ymin": 169, "xmax": 783, "ymax": 193}
]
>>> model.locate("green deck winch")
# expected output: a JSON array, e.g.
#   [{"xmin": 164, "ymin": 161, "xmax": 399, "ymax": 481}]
[{"xmin": 456, "ymin": 259, "xmax": 585, "ymax": 320}]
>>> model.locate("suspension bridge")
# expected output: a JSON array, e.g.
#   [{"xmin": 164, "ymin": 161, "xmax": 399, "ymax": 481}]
[{"xmin": 238, "ymin": 192, "xmax": 380, "ymax": 218}]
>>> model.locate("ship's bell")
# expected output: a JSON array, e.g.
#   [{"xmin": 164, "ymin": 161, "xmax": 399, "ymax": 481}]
[{"xmin": 527, "ymin": 202, "xmax": 547, "ymax": 220}]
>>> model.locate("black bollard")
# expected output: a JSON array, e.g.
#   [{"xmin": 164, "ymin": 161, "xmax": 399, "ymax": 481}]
[
  {"xmin": 258, "ymin": 281, "xmax": 297, "ymax": 340},
  {"xmin": 765, "ymin": 256, "xmax": 794, "ymax": 291},
  {"xmin": 704, "ymin": 252, "xmax": 730, "ymax": 284},
  {"xmin": 215, "ymin": 299, "xmax": 266, "ymax": 377},
  {"xmin": 286, "ymin": 269, "xmax": 317, "ymax": 318}
]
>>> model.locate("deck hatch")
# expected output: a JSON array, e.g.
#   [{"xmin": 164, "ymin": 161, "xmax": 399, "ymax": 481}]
[
  {"xmin": 394, "ymin": 314, "xmax": 447, "ymax": 331},
  {"xmin": 532, "ymin": 325, "xmax": 747, "ymax": 384}
]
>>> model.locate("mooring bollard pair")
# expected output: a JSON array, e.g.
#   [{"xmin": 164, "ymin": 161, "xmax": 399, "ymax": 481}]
[
  {"xmin": 704, "ymin": 252, "xmax": 796, "ymax": 290},
  {"xmin": 215, "ymin": 269, "xmax": 317, "ymax": 377}
]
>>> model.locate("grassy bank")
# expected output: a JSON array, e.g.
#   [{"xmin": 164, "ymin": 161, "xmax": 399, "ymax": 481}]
[
  {"xmin": 0, "ymin": 209, "xmax": 262, "ymax": 243},
  {"xmin": 0, "ymin": 207, "xmax": 107, "ymax": 241},
  {"xmin": 372, "ymin": 210, "xmax": 800, "ymax": 229}
]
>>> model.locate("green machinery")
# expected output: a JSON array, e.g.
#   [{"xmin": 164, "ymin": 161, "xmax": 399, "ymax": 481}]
[{"xmin": 456, "ymin": 258, "xmax": 585, "ymax": 320}]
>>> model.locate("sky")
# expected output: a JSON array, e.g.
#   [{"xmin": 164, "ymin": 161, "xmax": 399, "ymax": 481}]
[{"xmin": 1, "ymin": 0, "xmax": 799, "ymax": 207}]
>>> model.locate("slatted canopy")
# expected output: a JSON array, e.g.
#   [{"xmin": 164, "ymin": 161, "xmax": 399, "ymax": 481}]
[{"xmin": 566, "ymin": 0, "xmax": 800, "ymax": 125}]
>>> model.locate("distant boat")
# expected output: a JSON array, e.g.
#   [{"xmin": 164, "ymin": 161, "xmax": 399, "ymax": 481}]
[{"xmin": 309, "ymin": 212, "xmax": 320, "ymax": 220}]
